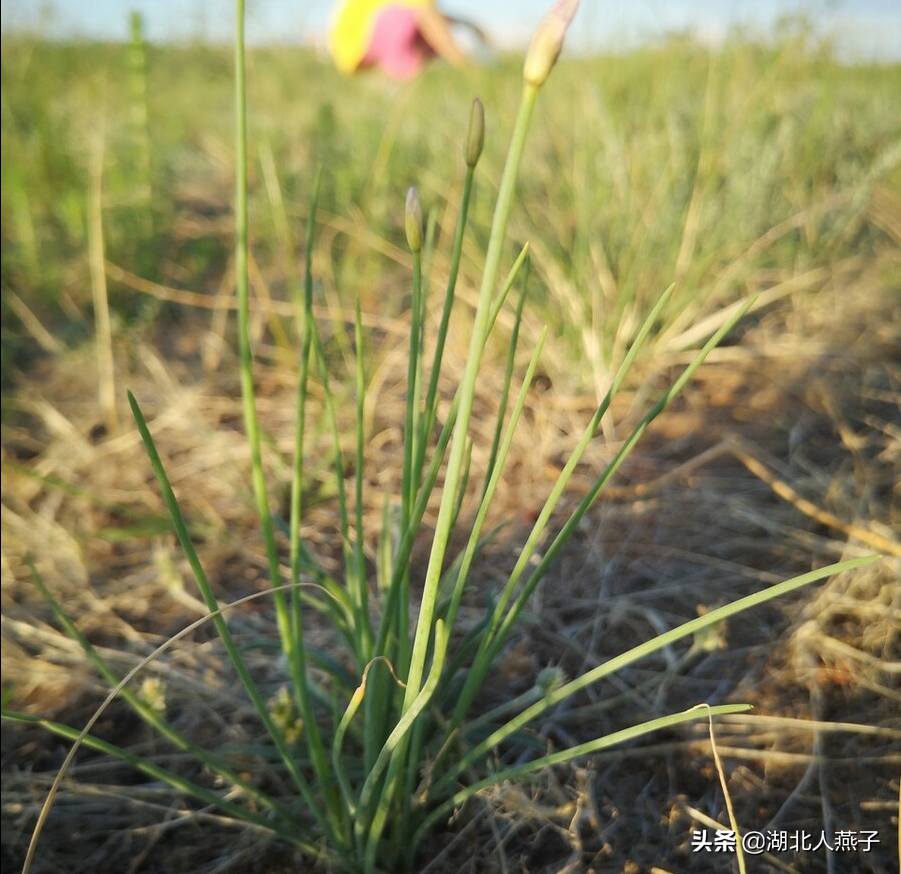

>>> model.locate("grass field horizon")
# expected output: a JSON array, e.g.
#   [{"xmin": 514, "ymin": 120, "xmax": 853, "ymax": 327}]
[{"xmin": 2, "ymin": 16, "xmax": 899, "ymax": 874}]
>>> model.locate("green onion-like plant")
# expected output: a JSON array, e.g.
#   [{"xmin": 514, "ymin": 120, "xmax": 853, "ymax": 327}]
[{"xmin": 5, "ymin": 2, "xmax": 881, "ymax": 873}]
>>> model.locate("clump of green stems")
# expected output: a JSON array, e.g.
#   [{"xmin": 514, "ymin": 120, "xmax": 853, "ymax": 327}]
[{"xmin": 4, "ymin": 2, "xmax": 880, "ymax": 873}]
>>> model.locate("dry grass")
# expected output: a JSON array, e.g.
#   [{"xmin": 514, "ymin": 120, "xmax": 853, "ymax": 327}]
[{"xmin": 3, "ymin": 205, "xmax": 899, "ymax": 873}]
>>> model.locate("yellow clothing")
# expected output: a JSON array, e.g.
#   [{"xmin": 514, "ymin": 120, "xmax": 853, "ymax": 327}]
[{"xmin": 329, "ymin": 0, "xmax": 434, "ymax": 74}]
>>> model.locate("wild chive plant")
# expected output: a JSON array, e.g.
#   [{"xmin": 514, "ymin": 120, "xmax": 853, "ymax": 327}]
[{"xmin": 4, "ymin": 1, "xmax": 881, "ymax": 873}]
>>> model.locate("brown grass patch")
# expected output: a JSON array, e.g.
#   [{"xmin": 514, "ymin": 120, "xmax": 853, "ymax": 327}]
[{"xmin": 2, "ymin": 251, "xmax": 898, "ymax": 872}]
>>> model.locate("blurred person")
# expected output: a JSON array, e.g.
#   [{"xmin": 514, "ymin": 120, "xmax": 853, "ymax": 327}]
[{"xmin": 329, "ymin": 0, "xmax": 484, "ymax": 79}]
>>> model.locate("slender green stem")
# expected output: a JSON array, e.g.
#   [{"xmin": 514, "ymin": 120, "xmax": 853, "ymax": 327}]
[
  {"xmin": 306, "ymin": 305, "xmax": 356, "ymax": 647},
  {"xmin": 233, "ymin": 0, "xmax": 289, "ymax": 650},
  {"xmin": 483, "ymin": 257, "xmax": 530, "ymax": 496},
  {"xmin": 418, "ymin": 165, "xmax": 476, "ymax": 475},
  {"xmin": 413, "ymin": 326, "xmax": 544, "ymax": 786},
  {"xmin": 399, "ymin": 242, "xmax": 423, "ymax": 672},
  {"xmin": 359, "ymin": 621, "xmax": 450, "ymax": 873},
  {"xmin": 444, "ymin": 329, "xmax": 545, "ymax": 641},
  {"xmin": 287, "ymin": 172, "xmax": 344, "ymax": 837},
  {"xmin": 403, "ymin": 82, "xmax": 541, "ymax": 709},
  {"xmin": 353, "ymin": 299, "xmax": 373, "ymax": 659}
]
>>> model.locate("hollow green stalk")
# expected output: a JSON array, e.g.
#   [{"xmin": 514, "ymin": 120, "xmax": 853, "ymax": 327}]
[
  {"xmin": 416, "ymin": 99, "xmax": 484, "ymax": 482},
  {"xmin": 233, "ymin": 0, "xmax": 289, "ymax": 655},
  {"xmin": 399, "ymin": 186, "xmax": 425, "ymax": 673},
  {"xmin": 402, "ymin": 81, "xmax": 542, "ymax": 711}
]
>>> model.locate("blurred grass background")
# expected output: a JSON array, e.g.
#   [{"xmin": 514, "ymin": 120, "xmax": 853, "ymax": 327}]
[{"xmin": 3, "ymin": 26, "xmax": 898, "ymax": 391}]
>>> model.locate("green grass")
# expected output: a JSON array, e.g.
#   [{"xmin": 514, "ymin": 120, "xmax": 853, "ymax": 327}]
[
  {"xmin": 1, "ymin": 9, "xmax": 898, "ymax": 874},
  {"xmin": 2, "ymin": 28, "xmax": 898, "ymax": 384}
]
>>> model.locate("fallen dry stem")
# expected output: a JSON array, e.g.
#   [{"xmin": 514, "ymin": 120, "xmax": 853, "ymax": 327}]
[{"xmin": 598, "ymin": 433, "xmax": 900, "ymax": 557}]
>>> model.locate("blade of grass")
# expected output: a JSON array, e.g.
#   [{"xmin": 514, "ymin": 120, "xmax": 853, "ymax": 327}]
[
  {"xmin": 483, "ymin": 255, "xmax": 531, "ymax": 496},
  {"xmin": 7, "ymin": 709, "xmax": 308, "ymax": 847},
  {"xmin": 417, "ymin": 703, "xmax": 752, "ymax": 842},
  {"xmin": 353, "ymin": 297, "xmax": 373, "ymax": 659},
  {"xmin": 433, "ymin": 554, "xmax": 881, "ymax": 797},
  {"xmin": 127, "ymin": 390, "xmax": 337, "ymax": 842},
  {"xmin": 286, "ymin": 170, "xmax": 345, "ymax": 840},
  {"xmin": 13, "ymin": 579, "xmax": 345, "ymax": 874},
  {"xmin": 444, "ymin": 282, "xmax": 678, "ymax": 731},
  {"xmin": 418, "ymin": 100, "xmax": 484, "ymax": 481},
  {"xmin": 487, "ymin": 292, "xmax": 758, "ymax": 662}
]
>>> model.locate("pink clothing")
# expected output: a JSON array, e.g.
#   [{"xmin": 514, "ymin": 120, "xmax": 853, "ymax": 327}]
[{"xmin": 361, "ymin": 6, "xmax": 436, "ymax": 79}]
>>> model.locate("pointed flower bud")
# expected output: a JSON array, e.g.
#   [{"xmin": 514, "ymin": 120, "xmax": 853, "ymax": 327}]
[
  {"xmin": 405, "ymin": 186, "xmax": 423, "ymax": 253},
  {"xmin": 523, "ymin": 0, "xmax": 581, "ymax": 88},
  {"xmin": 465, "ymin": 98, "xmax": 485, "ymax": 168}
]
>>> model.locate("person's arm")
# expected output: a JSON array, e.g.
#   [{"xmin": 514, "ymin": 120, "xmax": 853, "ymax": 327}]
[
  {"xmin": 414, "ymin": 5, "xmax": 470, "ymax": 66},
  {"xmin": 444, "ymin": 14, "xmax": 491, "ymax": 47}
]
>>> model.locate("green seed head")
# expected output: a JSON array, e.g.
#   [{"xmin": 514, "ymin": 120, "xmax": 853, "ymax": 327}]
[
  {"xmin": 405, "ymin": 186, "xmax": 423, "ymax": 253},
  {"xmin": 465, "ymin": 98, "xmax": 485, "ymax": 168},
  {"xmin": 523, "ymin": 0, "xmax": 581, "ymax": 88}
]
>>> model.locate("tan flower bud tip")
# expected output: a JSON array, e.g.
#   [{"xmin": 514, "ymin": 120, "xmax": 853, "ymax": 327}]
[{"xmin": 523, "ymin": 0, "xmax": 582, "ymax": 88}]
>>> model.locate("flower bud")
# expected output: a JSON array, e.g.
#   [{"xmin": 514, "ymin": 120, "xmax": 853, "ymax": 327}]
[
  {"xmin": 405, "ymin": 186, "xmax": 422, "ymax": 253},
  {"xmin": 523, "ymin": 0, "xmax": 581, "ymax": 88},
  {"xmin": 465, "ymin": 98, "xmax": 485, "ymax": 168}
]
